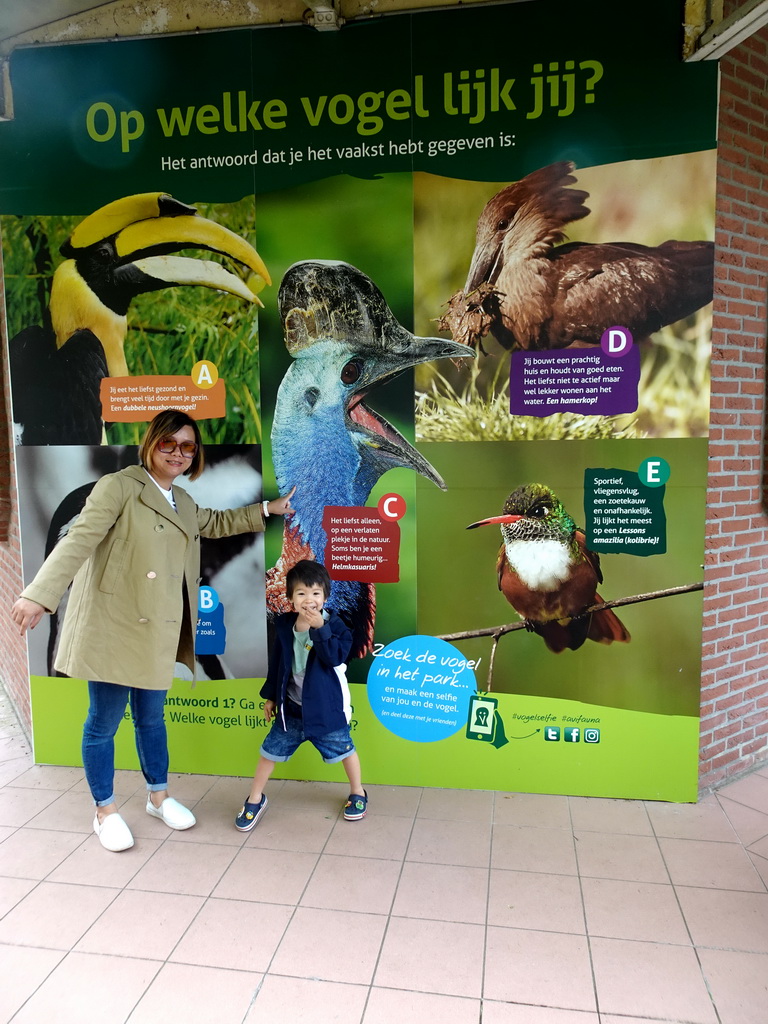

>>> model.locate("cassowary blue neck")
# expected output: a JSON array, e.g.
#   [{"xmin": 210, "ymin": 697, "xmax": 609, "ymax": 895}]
[{"xmin": 271, "ymin": 351, "xmax": 382, "ymax": 560}]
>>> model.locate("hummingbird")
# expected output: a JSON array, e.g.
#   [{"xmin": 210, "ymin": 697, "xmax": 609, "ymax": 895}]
[{"xmin": 467, "ymin": 482, "xmax": 630, "ymax": 653}]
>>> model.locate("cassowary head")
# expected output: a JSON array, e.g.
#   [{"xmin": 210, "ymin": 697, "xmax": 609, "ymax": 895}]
[{"xmin": 271, "ymin": 260, "xmax": 473, "ymax": 549}]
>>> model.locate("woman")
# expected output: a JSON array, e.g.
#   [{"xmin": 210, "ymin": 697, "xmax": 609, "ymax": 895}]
[{"xmin": 11, "ymin": 409, "xmax": 294, "ymax": 852}]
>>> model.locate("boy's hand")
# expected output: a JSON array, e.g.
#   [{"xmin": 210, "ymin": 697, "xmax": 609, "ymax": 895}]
[
  {"xmin": 263, "ymin": 700, "xmax": 276, "ymax": 722},
  {"xmin": 305, "ymin": 606, "xmax": 325, "ymax": 630}
]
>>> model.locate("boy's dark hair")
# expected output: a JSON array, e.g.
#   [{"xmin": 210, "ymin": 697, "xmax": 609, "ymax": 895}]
[{"xmin": 286, "ymin": 559, "xmax": 331, "ymax": 599}]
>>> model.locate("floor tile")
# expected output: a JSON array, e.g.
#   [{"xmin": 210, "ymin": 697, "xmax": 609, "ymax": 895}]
[
  {"xmin": 272, "ymin": 905, "xmax": 387, "ymax": 984},
  {"xmin": 749, "ymin": 850, "xmax": 768, "ymax": 887},
  {"xmin": 590, "ymin": 936, "xmax": 717, "ymax": 1022},
  {"xmin": 363, "ymin": 784, "xmax": 422, "ymax": 818},
  {"xmin": 488, "ymin": 868, "xmax": 584, "ymax": 933},
  {"xmin": 573, "ymin": 830, "xmax": 668, "ymax": 882},
  {"xmin": 698, "ymin": 947, "xmax": 768, "ymax": 1024},
  {"xmin": 245, "ymin": 801, "xmax": 338, "ymax": 853},
  {"xmin": 0, "ymin": 873, "xmax": 37, "ymax": 917},
  {"xmin": 25, "ymin": 789, "xmax": 99, "ymax": 832},
  {"xmin": 0, "ymin": 826, "xmax": 87, "ymax": 878},
  {"xmin": 9, "ymin": 950, "xmax": 161, "ymax": 1024},
  {"xmin": 324, "ymin": 813, "xmax": 413, "ymax": 860},
  {"xmin": 717, "ymin": 773, "xmax": 768, "ymax": 814},
  {"xmin": 125, "ymin": 838, "xmax": 237, "ymax": 895},
  {"xmin": 364, "ymin": 987, "xmax": 480, "ymax": 1024},
  {"xmin": 659, "ymin": 836, "xmax": 765, "ymax": 889},
  {"xmin": 0, "ymin": 756, "xmax": 32, "ymax": 787},
  {"xmin": 0, "ymin": 735, "xmax": 32, "ymax": 762},
  {"xmin": 47, "ymin": 833, "xmax": 163, "ymax": 887},
  {"xmin": 747, "ymin": 830, "xmax": 768, "ymax": 861},
  {"xmin": 570, "ymin": 796, "xmax": 652, "ymax": 835},
  {"xmin": 647, "ymin": 793, "xmax": 737, "ymax": 841},
  {"xmin": 0, "ymin": 785, "xmax": 67, "ymax": 827},
  {"xmin": 676, "ymin": 886, "xmax": 768, "ymax": 951},
  {"xmin": 0, "ymin": 944, "xmax": 66, "ymax": 1022},
  {"xmin": 600, "ymin": 1017, "xmax": 692, "ymax": 1024},
  {"xmin": 165, "ymin": 792, "xmax": 250, "ymax": 846},
  {"xmin": 494, "ymin": 792, "xmax": 571, "ymax": 829},
  {"xmin": 393, "ymin": 861, "xmax": 488, "ymax": 924},
  {"xmin": 214, "ymin": 845, "xmax": 319, "ymax": 904},
  {"xmin": 301, "ymin": 852, "xmax": 401, "ymax": 914},
  {"xmin": 581, "ymin": 877, "xmax": 690, "ymax": 944},
  {"xmin": 0, "ymin": 880, "xmax": 117, "ymax": 949},
  {"xmin": 8, "ymin": 763, "xmax": 83, "ymax": 790},
  {"xmin": 484, "ymin": 927, "xmax": 595, "ymax": 1011},
  {"xmin": 481, "ymin": 1005, "xmax": 598, "ymax": 1023},
  {"xmin": 375, "ymin": 917, "xmax": 484, "ymax": 997},
  {"xmin": 278, "ymin": 779, "xmax": 349, "ymax": 810},
  {"xmin": 717, "ymin": 795, "xmax": 768, "ymax": 846},
  {"xmin": 163, "ymin": 770, "xmax": 218, "ymax": 802},
  {"xmin": 406, "ymin": 817, "xmax": 491, "ymax": 867},
  {"xmin": 74, "ymin": 889, "xmax": 204, "ymax": 958},
  {"xmin": 131, "ymin": 962, "xmax": 261, "ymax": 1024},
  {"xmin": 416, "ymin": 787, "xmax": 494, "ymax": 822},
  {"xmin": 170, "ymin": 896, "xmax": 293, "ymax": 971},
  {"xmin": 246, "ymin": 975, "xmax": 368, "ymax": 1024},
  {"xmin": 491, "ymin": 825, "xmax": 577, "ymax": 875}
]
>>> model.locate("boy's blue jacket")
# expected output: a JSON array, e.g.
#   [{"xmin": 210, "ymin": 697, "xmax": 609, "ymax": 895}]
[{"xmin": 260, "ymin": 610, "xmax": 353, "ymax": 738}]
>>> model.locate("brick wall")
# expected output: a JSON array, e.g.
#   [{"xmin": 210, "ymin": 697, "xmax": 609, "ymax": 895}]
[{"xmin": 699, "ymin": 24, "xmax": 768, "ymax": 789}]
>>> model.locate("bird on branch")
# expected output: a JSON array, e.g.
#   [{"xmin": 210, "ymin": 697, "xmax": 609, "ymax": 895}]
[
  {"xmin": 441, "ymin": 161, "xmax": 714, "ymax": 353},
  {"xmin": 467, "ymin": 482, "xmax": 630, "ymax": 653}
]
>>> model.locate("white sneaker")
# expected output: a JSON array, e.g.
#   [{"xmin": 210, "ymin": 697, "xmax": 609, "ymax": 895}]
[
  {"xmin": 146, "ymin": 796, "xmax": 196, "ymax": 830},
  {"xmin": 93, "ymin": 812, "xmax": 134, "ymax": 852}
]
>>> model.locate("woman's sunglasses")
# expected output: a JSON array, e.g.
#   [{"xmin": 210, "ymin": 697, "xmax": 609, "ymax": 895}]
[{"xmin": 157, "ymin": 438, "xmax": 198, "ymax": 458}]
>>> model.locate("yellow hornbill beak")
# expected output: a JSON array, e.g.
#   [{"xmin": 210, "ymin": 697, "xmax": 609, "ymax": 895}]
[{"xmin": 51, "ymin": 192, "xmax": 271, "ymax": 377}]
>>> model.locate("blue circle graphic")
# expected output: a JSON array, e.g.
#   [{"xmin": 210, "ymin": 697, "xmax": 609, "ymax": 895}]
[
  {"xmin": 367, "ymin": 635, "xmax": 476, "ymax": 742},
  {"xmin": 198, "ymin": 586, "xmax": 220, "ymax": 614}
]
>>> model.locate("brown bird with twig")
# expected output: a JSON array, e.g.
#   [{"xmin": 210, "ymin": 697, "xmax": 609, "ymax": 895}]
[{"xmin": 441, "ymin": 161, "xmax": 714, "ymax": 353}]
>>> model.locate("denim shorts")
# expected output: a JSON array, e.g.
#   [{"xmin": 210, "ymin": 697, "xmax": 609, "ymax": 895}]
[{"xmin": 260, "ymin": 703, "xmax": 355, "ymax": 764}]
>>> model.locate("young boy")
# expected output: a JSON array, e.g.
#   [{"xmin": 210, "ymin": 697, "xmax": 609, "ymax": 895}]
[{"xmin": 236, "ymin": 559, "xmax": 367, "ymax": 830}]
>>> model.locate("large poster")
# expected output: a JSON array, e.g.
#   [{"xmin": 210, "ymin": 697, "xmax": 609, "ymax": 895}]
[{"xmin": 1, "ymin": 0, "xmax": 716, "ymax": 800}]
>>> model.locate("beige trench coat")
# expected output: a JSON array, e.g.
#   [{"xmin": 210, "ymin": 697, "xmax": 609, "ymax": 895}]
[{"xmin": 21, "ymin": 464, "xmax": 265, "ymax": 689}]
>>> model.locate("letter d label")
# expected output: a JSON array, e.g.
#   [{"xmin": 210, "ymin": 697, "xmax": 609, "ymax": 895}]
[{"xmin": 601, "ymin": 326, "xmax": 633, "ymax": 356}]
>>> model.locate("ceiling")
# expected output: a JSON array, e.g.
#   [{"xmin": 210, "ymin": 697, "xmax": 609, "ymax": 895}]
[
  {"xmin": 0, "ymin": 0, "xmax": 765, "ymax": 60},
  {"xmin": 0, "ymin": 1, "xmax": 504, "ymax": 50}
]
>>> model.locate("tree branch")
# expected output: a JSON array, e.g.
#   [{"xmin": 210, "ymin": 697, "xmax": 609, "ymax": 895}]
[{"xmin": 436, "ymin": 581, "xmax": 704, "ymax": 691}]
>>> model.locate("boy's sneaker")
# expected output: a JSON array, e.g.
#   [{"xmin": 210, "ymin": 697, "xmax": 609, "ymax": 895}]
[
  {"xmin": 235, "ymin": 794, "xmax": 268, "ymax": 832},
  {"xmin": 343, "ymin": 790, "xmax": 368, "ymax": 821}
]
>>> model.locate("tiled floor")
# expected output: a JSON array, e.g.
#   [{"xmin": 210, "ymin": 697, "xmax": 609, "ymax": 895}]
[{"xmin": 1, "ymin": 687, "xmax": 767, "ymax": 1024}]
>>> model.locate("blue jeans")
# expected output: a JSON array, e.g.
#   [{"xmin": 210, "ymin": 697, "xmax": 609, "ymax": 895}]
[
  {"xmin": 260, "ymin": 700, "xmax": 356, "ymax": 764},
  {"xmin": 82, "ymin": 681, "xmax": 169, "ymax": 807}
]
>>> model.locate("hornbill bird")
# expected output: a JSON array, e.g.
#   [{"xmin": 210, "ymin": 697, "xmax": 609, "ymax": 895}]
[
  {"xmin": 467, "ymin": 482, "xmax": 630, "ymax": 653},
  {"xmin": 441, "ymin": 161, "xmax": 714, "ymax": 353},
  {"xmin": 10, "ymin": 192, "xmax": 270, "ymax": 445},
  {"xmin": 266, "ymin": 260, "xmax": 474, "ymax": 659}
]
